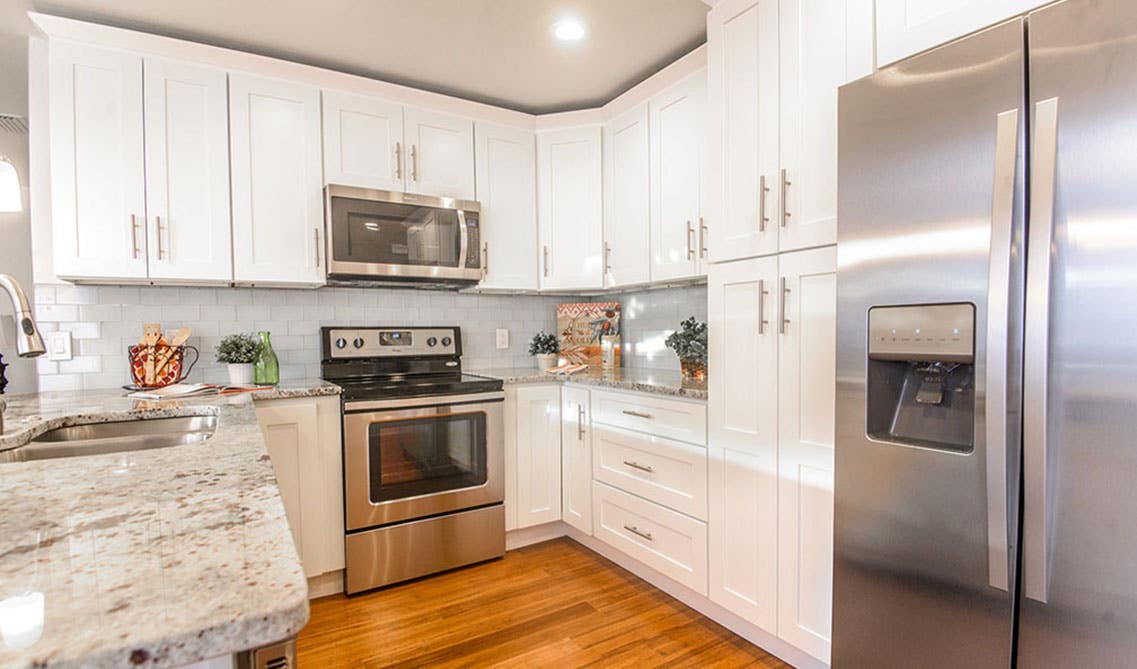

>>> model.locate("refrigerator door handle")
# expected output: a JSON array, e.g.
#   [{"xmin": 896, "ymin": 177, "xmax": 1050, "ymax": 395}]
[
  {"xmin": 985, "ymin": 108, "xmax": 1019, "ymax": 592},
  {"xmin": 1023, "ymin": 96, "xmax": 1060, "ymax": 604}
]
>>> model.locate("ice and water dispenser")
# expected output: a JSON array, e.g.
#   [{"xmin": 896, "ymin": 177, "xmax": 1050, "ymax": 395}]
[{"xmin": 866, "ymin": 303, "xmax": 976, "ymax": 452}]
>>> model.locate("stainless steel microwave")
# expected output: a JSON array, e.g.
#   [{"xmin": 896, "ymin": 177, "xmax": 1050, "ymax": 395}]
[{"xmin": 324, "ymin": 185, "xmax": 483, "ymax": 284}]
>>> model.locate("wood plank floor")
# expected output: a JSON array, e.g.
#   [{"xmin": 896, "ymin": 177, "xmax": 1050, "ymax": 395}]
[{"xmin": 298, "ymin": 538, "xmax": 791, "ymax": 668}]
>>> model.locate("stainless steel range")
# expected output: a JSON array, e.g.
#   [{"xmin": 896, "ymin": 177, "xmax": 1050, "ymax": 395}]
[{"xmin": 320, "ymin": 326, "xmax": 505, "ymax": 594}]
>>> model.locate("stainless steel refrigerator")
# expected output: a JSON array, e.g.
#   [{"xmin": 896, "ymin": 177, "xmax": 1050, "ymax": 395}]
[{"xmin": 833, "ymin": 0, "xmax": 1137, "ymax": 666}]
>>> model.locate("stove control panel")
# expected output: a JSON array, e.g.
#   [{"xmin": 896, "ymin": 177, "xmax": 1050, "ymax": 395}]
[{"xmin": 325, "ymin": 327, "xmax": 460, "ymax": 358}]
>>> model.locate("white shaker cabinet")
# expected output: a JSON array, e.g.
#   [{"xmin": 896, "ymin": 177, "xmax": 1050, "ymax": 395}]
[
  {"xmin": 537, "ymin": 126, "xmax": 603, "ymax": 291},
  {"xmin": 561, "ymin": 385, "xmax": 592, "ymax": 534},
  {"xmin": 49, "ymin": 41, "xmax": 148, "ymax": 281},
  {"xmin": 403, "ymin": 107, "xmax": 475, "ymax": 200},
  {"xmin": 650, "ymin": 72, "xmax": 707, "ymax": 282},
  {"xmin": 474, "ymin": 122, "xmax": 539, "ymax": 291},
  {"xmin": 876, "ymin": 0, "xmax": 1050, "ymax": 67},
  {"xmin": 143, "ymin": 58, "xmax": 232, "ymax": 283},
  {"xmin": 321, "ymin": 90, "xmax": 405, "ymax": 192},
  {"xmin": 513, "ymin": 384, "xmax": 563, "ymax": 528},
  {"xmin": 229, "ymin": 73, "xmax": 325, "ymax": 286},
  {"xmin": 602, "ymin": 105, "xmax": 651, "ymax": 288}
]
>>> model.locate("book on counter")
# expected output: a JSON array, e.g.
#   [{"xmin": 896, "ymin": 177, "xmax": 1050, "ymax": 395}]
[{"xmin": 126, "ymin": 383, "xmax": 274, "ymax": 399}]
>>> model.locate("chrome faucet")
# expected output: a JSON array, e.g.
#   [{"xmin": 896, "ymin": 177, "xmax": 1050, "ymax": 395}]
[{"xmin": 0, "ymin": 274, "xmax": 44, "ymax": 434}]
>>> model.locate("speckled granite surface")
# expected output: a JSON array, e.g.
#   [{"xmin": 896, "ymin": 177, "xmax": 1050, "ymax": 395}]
[
  {"xmin": 468, "ymin": 367, "xmax": 707, "ymax": 401},
  {"xmin": 0, "ymin": 381, "xmax": 338, "ymax": 668}
]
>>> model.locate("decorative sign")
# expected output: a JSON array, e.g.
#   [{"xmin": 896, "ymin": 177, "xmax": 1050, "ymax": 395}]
[{"xmin": 556, "ymin": 302, "xmax": 621, "ymax": 367}]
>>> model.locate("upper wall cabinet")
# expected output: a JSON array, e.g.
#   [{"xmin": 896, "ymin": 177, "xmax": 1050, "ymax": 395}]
[
  {"xmin": 876, "ymin": 0, "xmax": 1050, "ymax": 67},
  {"xmin": 650, "ymin": 72, "xmax": 707, "ymax": 282},
  {"xmin": 322, "ymin": 90, "xmax": 405, "ymax": 192},
  {"xmin": 537, "ymin": 126, "xmax": 603, "ymax": 291},
  {"xmin": 603, "ymin": 104, "xmax": 651, "ymax": 288},
  {"xmin": 475, "ymin": 122, "xmax": 539, "ymax": 291},
  {"xmin": 229, "ymin": 73, "xmax": 325, "ymax": 286},
  {"xmin": 404, "ymin": 107, "xmax": 476, "ymax": 200}
]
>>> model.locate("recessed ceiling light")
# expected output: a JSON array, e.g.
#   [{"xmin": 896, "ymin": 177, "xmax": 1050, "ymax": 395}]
[{"xmin": 553, "ymin": 18, "xmax": 587, "ymax": 42}]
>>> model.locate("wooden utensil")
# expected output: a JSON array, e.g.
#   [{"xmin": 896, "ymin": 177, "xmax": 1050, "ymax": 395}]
[
  {"xmin": 154, "ymin": 326, "xmax": 192, "ymax": 376},
  {"xmin": 142, "ymin": 323, "xmax": 161, "ymax": 386}
]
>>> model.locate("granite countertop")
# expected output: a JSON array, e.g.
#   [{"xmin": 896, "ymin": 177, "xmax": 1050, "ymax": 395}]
[
  {"xmin": 468, "ymin": 366, "xmax": 707, "ymax": 401},
  {"xmin": 0, "ymin": 379, "xmax": 339, "ymax": 668}
]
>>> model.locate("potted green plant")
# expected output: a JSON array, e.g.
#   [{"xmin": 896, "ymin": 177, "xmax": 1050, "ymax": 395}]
[
  {"xmin": 216, "ymin": 333, "xmax": 260, "ymax": 385},
  {"xmin": 665, "ymin": 317, "xmax": 708, "ymax": 381},
  {"xmin": 528, "ymin": 331, "xmax": 560, "ymax": 371}
]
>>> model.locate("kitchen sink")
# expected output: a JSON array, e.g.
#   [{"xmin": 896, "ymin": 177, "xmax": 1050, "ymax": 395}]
[{"xmin": 0, "ymin": 415, "xmax": 218, "ymax": 463}]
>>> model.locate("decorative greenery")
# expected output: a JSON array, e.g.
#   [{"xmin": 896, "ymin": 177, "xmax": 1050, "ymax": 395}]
[
  {"xmin": 527, "ymin": 331, "xmax": 560, "ymax": 356},
  {"xmin": 216, "ymin": 333, "xmax": 261, "ymax": 364},
  {"xmin": 665, "ymin": 317, "xmax": 708, "ymax": 363}
]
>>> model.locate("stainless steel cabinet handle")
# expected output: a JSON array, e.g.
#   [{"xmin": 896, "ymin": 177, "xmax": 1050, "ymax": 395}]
[
  {"xmin": 314, "ymin": 228, "xmax": 321, "ymax": 267},
  {"xmin": 1024, "ymin": 97, "xmax": 1059, "ymax": 604},
  {"xmin": 543, "ymin": 245, "xmax": 550, "ymax": 278},
  {"xmin": 985, "ymin": 107, "xmax": 1020, "ymax": 593},
  {"xmin": 623, "ymin": 525, "xmax": 654, "ymax": 542},
  {"xmin": 155, "ymin": 215, "xmax": 166, "ymax": 260},
  {"xmin": 130, "ymin": 214, "xmax": 141, "ymax": 259},
  {"xmin": 409, "ymin": 144, "xmax": 418, "ymax": 182},
  {"xmin": 603, "ymin": 242, "xmax": 612, "ymax": 275},
  {"xmin": 577, "ymin": 404, "xmax": 585, "ymax": 440},
  {"xmin": 394, "ymin": 141, "xmax": 403, "ymax": 179},
  {"xmin": 621, "ymin": 409, "xmax": 652, "ymax": 419},
  {"xmin": 780, "ymin": 168, "xmax": 791, "ymax": 228},
  {"xmin": 699, "ymin": 216, "xmax": 708, "ymax": 259},
  {"xmin": 779, "ymin": 276, "xmax": 790, "ymax": 334},
  {"xmin": 482, "ymin": 242, "xmax": 489, "ymax": 274},
  {"xmin": 759, "ymin": 175, "xmax": 770, "ymax": 232},
  {"xmin": 686, "ymin": 220, "xmax": 695, "ymax": 260},
  {"xmin": 758, "ymin": 279, "xmax": 769, "ymax": 335},
  {"xmin": 622, "ymin": 460, "xmax": 654, "ymax": 473}
]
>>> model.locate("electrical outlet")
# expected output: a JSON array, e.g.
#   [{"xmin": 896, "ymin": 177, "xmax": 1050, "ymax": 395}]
[
  {"xmin": 47, "ymin": 331, "xmax": 72, "ymax": 361},
  {"xmin": 495, "ymin": 329, "xmax": 509, "ymax": 350}
]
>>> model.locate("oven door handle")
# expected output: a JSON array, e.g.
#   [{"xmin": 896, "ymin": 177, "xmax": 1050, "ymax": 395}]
[{"xmin": 457, "ymin": 209, "xmax": 470, "ymax": 270}]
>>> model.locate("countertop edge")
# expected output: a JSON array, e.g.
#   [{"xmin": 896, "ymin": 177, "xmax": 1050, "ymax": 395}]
[{"xmin": 466, "ymin": 369, "xmax": 708, "ymax": 401}]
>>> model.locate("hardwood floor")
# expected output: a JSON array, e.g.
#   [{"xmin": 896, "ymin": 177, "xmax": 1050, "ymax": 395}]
[{"xmin": 299, "ymin": 538, "xmax": 790, "ymax": 668}]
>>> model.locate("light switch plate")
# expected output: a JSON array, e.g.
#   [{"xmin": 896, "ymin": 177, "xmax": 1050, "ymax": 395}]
[
  {"xmin": 495, "ymin": 329, "xmax": 509, "ymax": 349},
  {"xmin": 47, "ymin": 331, "xmax": 72, "ymax": 361}
]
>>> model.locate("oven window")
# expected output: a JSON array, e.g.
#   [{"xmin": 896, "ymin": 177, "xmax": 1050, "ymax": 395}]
[
  {"xmin": 330, "ymin": 196, "xmax": 461, "ymax": 267},
  {"xmin": 367, "ymin": 412, "xmax": 487, "ymax": 502}
]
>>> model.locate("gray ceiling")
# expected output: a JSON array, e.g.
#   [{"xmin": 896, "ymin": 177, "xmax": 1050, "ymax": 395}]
[{"xmin": 28, "ymin": 0, "xmax": 710, "ymax": 115}]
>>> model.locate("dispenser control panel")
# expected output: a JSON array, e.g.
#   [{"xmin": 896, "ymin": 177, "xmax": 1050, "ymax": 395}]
[{"xmin": 867, "ymin": 303, "xmax": 974, "ymax": 363}]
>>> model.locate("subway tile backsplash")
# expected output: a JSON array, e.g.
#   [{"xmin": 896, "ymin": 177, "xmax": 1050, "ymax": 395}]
[{"xmin": 32, "ymin": 283, "xmax": 707, "ymax": 391}]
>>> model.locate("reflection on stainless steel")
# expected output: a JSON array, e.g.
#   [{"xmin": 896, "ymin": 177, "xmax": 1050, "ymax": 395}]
[{"xmin": 0, "ymin": 415, "xmax": 217, "ymax": 463}]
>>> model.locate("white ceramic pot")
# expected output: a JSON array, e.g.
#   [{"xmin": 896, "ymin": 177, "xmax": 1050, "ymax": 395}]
[
  {"xmin": 536, "ymin": 353, "xmax": 558, "ymax": 371},
  {"xmin": 227, "ymin": 363, "xmax": 254, "ymax": 385}
]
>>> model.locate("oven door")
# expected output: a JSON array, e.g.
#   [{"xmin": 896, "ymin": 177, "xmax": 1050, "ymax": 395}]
[
  {"xmin": 325, "ymin": 185, "xmax": 482, "ymax": 281},
  {"xmin": 343, "ymin": 391, "xmax": 504, "ymax": 531}
]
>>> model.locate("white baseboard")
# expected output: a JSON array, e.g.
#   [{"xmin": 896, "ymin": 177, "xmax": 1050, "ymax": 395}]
[
  {"xmin": 307, "ymin": 570, "xmax": 345, "ymax": 599},
  {"xmin": 505, "ymin": 521, "xmax": 570, "ymax": 550}
]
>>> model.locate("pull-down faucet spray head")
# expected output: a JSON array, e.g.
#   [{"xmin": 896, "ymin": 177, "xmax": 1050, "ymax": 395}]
[{"xmin": 0, "ymin": 274, "xmax": 45, "ymax": 358}]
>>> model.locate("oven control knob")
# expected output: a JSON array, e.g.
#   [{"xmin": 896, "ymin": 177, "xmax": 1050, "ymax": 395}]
[
  {"xmin": 353, "ymin": 337, "xmax": 365, "ymax": 349},
  {"xmin": 441, "ymin": 336, "xmax": 452, "ymax": 347},
  {"xmin": 427, "ymin": 337, "xmax": 438, "ymax": 347},
  {"xmin": 335, "ymin": 337, "xmax": 347, "ymax": 349}
]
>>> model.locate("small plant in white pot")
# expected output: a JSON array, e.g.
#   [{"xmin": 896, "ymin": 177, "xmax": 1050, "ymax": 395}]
[
  {"xmin": 216, "ymin": 333, "xmax": 260, "ymax": 385},
  {"xmin": 528, "ymin": 331, "xmax": 560, "ymax": 371}
]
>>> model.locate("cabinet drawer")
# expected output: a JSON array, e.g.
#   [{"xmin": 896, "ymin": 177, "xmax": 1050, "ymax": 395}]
[
  {"xmin": 590, "ymin": 389, "xmax": 706, "ymax": 445},
  {"xmin": 592, "ymin": 481, "xmax": 708, "ymax": 594},
  {"xmin": 593, "ymin": 423, "xmax": 707, "ymax": 520}
]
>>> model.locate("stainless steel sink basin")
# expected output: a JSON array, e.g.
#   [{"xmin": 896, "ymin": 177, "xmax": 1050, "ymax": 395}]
[{"xmin": 0, "ymin": 415, "xmax": 218, "ymax": 463}]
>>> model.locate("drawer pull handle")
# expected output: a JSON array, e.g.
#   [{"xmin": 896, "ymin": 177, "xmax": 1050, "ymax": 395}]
[
  {"xmin": 622, "ymin": 460, "xmax": 654, "ymax": 473},
  {"xmin": 621, "ymin": 410, "xmax": 653, "ymax": 419},
  {"xmin": 623, "ymin": 525, "xmax": 654, "ymax": 542}
]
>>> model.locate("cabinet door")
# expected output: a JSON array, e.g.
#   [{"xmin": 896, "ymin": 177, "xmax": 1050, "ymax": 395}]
[
  {"xmin": 321, "ymin": 90, "xmax": 405, "ymax": 192},
  {"xmin": 49, "ymin": 41, "xmax": 147, "ymax": 280},
  {"xmin": 229, "ymin": 73, "xmax": 324, "ymax": 286},
  {"xmin": 143, "ymin": 57, "xmax": 232, "ymax": 283},
  {"xmin": 650, "ymin": 72, "xmax": 707, "ymax": 281},
  {"xmin": 561, "ymin": 385, "xmax": 592, "ymax": 534},
  {"xmin": 474, "ymin": 122, "xmax": 538, "ymax": 290},
  {"xmin": 403, "ymin": 106, "xmax": 475, "ymax": 200},
  {"xmin": 537, "ymin": 126, "xmax": 603, "ymax": 290},
  {"xmin": 876, "ymin": 0, "xmax": 1048, "ymax": 67},
  {"xmin": 777, "ymin": 0, "xmax": 872, "ymax": 253},
  {"xmin": 707, "ymin": 0, "xmax": 780, "ymax": 262},
  {"xmin": 603, "ymin": 104, "xmax": 651, "ymax": 288},
  {"xmin": 776, "ymin": 245, "xmax": 836, "ymax": 663},
  {"xmin": 515, "ymin": 385, "xmax": 562, "ymax": 528}
]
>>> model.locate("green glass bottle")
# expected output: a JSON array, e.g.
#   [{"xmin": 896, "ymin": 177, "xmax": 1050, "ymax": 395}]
[{"xmin": 253, "ymin": 331, "xmax": 279, "ymax": 385}]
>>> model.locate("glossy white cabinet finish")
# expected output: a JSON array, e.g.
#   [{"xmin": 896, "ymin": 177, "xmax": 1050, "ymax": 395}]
[
  {"xmin": 255, "ymin": 396, "xmax": 344, "ymax": 580},
  {"xmin": 49, "ymin": 41, "xmax": 148, "ymax": 281},
  {"xmin": 403, "ymin": 106, "xmax": 475, "ymax": 200},
  {"xmin": 561, "ymin": 385, "xmax": 592, "ymax": 534},
  {"xmin": 602, "ymin": 105, "xmax": 651, "ymax": 288},
  {"xmin": 707, "ymin": 0, "xmax": 780, "ymax": 262},
  {"xmin": 143, "ymin": 57, "xmax": 232, "ymax": 283},
  {"xmin": 321, "ymin": 90, "xmax": 405, "ymax": 192},
  {"xmin": 229, "ymin": 73, "xmax": 325, "ymax": 286},
  {"xmin": 475, "ymin": 122, "xmax": 539, "ymax": 291},
  {"xmin": 876, "ymin": 0, "xmax": 1050, "ymax": 67},
  {"xmin": 513, "ymin": 384, "xmax": 563, "ymax": 528},
  {"xmin": 650, "ymin": 72, "xmax": 707, "ymax": 281},
  {"xmin": 537, "ymin": 126, "xmax": 604, "ymax": 290},
  {"xmin": 590, "ymin": 389, "xmax": 707, "ymax": 446},
  {"xmin": 592, "ymin": 422, "xmax": 708, "ymax": 521}
]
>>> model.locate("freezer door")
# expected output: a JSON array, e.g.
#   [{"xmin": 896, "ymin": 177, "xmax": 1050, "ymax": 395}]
[
  {"xmin": 832, "ymin": 19, "xmax": 1026, "ymax": 669},
  {"xmin": 1018, "ymin": 0, "xmax": 1137, "ymax": 665}
]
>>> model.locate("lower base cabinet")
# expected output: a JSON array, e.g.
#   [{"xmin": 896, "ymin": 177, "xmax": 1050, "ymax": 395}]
[
  {"xmin": 561, "ymin": 386, "xmax": 592, "ymax": 534},
  {"xmin": 507, "ymin": 384, "xmax": 563, "ymax": 529}
]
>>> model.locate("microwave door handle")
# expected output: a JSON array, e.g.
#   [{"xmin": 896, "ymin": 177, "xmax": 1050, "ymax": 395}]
[{"xmin": 457, "ymin": 209, "xmax": 469, "ymax": 269}]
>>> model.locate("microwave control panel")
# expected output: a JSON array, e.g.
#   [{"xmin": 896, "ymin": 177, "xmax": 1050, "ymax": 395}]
[{"xmin": 327, "ymin": 327, "xmax": 459, "ymax": 358}]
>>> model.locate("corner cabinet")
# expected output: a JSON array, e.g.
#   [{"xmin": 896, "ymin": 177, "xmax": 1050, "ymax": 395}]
[
  {"xmin": 509, "ymin": 384, "xmax": 563, "ymax": 528},
  {"xmin": 602, "ymin": 105, "xmax": 651, "ymax": 288},
  {"xmin": 537, "ymin": 126, "xmax": 603, "ymax": 291},
  {"xmin": 561, "ymin": 386, "xmax": 592, "ymax": 534},
  {"xmin": 475, "ymin": 122, "xmax": 539, "ymax": 291},
  {"xmin": 876, "ymin": 0, "xmax": 1050, "ymax": 67},
  {"xmin": 229, "ymin": 73, "xmax": 325, "ymax": 286}
]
